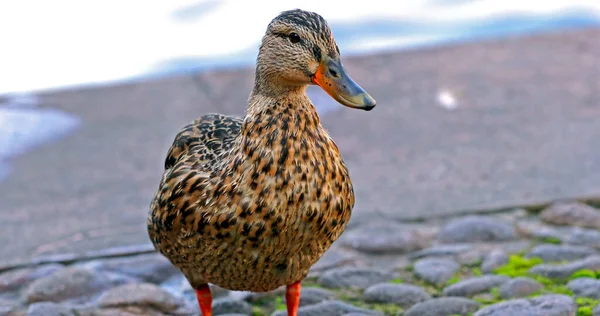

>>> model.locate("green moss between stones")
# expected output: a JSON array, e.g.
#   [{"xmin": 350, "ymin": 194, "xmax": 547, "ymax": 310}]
[
  {"xmin": 252, "ymin": 306, "xmax": 268, "ymax": 316},
  {"xmin": 446, "ymin": 274, "xmax": 462, "ymax": 285},
  {"xmin": 274, "ymin": 296, "xmax": 286, "ymax": 311},
  {"xmin": 576, "ymin": 297, "xmax": 599, "ymax": 316},
  {"xmin": 535, "ymin": 236, "xmax": 562, "ymax": 244},
  {"xmin": 571, "ymin": 269, "xmax": 600, "ymax": 280},
  {"xmin": 338, "ymin": 289, "xmax": 403, "ymax": 315},
  {"xmin": 390, "ymin": 278, "xmax": 403, "ymax": 284},
  {"xmin": 493, "ymin": 254, "xmax": 543, "ymax": 277},
  {"xmin": 301, "ymin": 277, "xmax": 321, "ymax": 288}
]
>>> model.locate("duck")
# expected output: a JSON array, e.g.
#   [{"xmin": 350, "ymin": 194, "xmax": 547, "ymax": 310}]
[{"xmin": 147, "ymin": 9, "xmax": 376, "ymax": 316}]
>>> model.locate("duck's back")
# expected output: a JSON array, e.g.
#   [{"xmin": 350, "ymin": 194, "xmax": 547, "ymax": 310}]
[{"xmin": 163, "ymin": 113, "xmax": 242, "ymax": 172}]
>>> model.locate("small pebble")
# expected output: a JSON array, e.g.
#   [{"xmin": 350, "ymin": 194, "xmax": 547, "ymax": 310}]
[
  {"xmin": 311, "ymin": 249, "xmax": 357, "ymax": 273},
  {"xmin": 498, "ymin": 277, "xmax": 543, "ymax": 299},
  {"xmin": 438, "ymin": 216, "xmax": 517, "ymax": 243},
  {"xmin": 27, "ymin": 302, "xmax": 75, "ymax": 316},
  {"xmin": 540, "ymin": 201, "xmax": 600, "ymax": 229},
  {"xmin": 567, "ymin": 277, "xmax": 600, "ymax": 299},
  {"xmin": 0, "ymin": 264, "xmax": 64, "ymax": 293},
  {"xmin": 363, "ymin": 283, "xmax": 431, "ymax": 308},
  {"xmin": 413, "ymin": 257, "xmax": 460, "ymax": 286},
  {"xmin": 526, "ymin": 244, "xmax": 597, "ymax": 262},
  {"xmin": 529, "ymin": 255, "xmax": 600, "ymax": 280},
  {"xmin": 474, "ymin": 294, "xmax": 576, "ymax": 316},
  {"xmin": 564, "ymin": 227, "xmax": 600, "ymax": 248},
  {"xmin": 481, "ymin": 250, "xmax": 509, "ymax": 273},
  {"xmin": 272, "ymin": 300, "xmax": 380, "ymax": 316},
  {"xmin": 25, "ymin": 267, "xmax": 130, "ymax": 303},
  {"xmin": 78, "ymin": 253, "xmax": 179, "ymax": 284},
  {"xmin": 318, "ymin": 268, "xmax": 395, "ymax": 289},
  {"xmin": 340, "ymin": 222, "xmax": 429, "ymax": 254},
  {"xmin": 404, "ymin": 297, "xmax": 480, "ymax": 316},
  {"xmin": 442, "ymin": 275, "xmax": 509, "ymax": 297},
  {"xmin": 297, "ymin": 287, "xmax": 335, "ymax": 307},
  {"xmin": 408, "ymin": 244, "xmax": 472, "ymax": 260},
  {"xmin": 213, "ymin": 298, "xmax": 253, "ymax": 315},
  {"xmin": 97, "ymin": 283, "xmax": 188, "ymax": 313}
]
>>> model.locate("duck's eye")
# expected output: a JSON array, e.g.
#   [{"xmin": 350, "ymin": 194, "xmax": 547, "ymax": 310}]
[{"xmin": 288, "ymin": 32, "xmax": 301, "ymax": 43}]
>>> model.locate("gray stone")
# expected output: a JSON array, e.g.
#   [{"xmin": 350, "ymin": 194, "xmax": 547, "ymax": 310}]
[
  {"xmin": 529, "ymin": 256, "xmax": 600, "ymax": 280},
  {"xmin": 271, "ymin": 300, "xmax": 381, "ymax": 316},
  {"xmin": 0, "ymin": 298, "xmax": 17, "ymax": 314},
  {"xmin": 363, "ymin": 283, "xmax": 431, "ymax": 308},
  {"xmin": 318, "ymin": 268, "xmax": 395, "ymax": 289},
  {"xmin": 25, "ymin": 267, "xmax": 131, "ymax": 303},
  {"xmin": 298, "ymin": 287, "xmax": 335, "ymax": 306},
  {"xmin": 594, "ymin": 303, "xmax": 600, "ymax": 316},
  {"xmin": 414, "ymin": 257, "xmax": 460, "ymax": 286},
  {"xmin": 481, "ymin": 250, "xmax": 509, "ymax": 273},
  {"xmin": 76, "ymin": 306, "xmax": 175, "ymax": 315},
  {"xmin": 442, "ymin": 275, "xmax": 509, "ymax": 297},
  {"xmin": 567, "ymin": 277, "xmax": 600, "ymax": 299},
  {"xmin": 339, "ymin": 222, "xmax": 430, "ymax": 254},
  {"xmin": 516, "ymin": 220, "xmax": 566, "ymax": 241},
  {"xmin": 213, "ymin": 298, "xmax": 253, "ymax": 315},
  {"xmin": 564, "ymin": 227, "xmax": 600, "ymax": 249},
  {"xmin": 311, "ymin": 249, "xmax": 358, "ymax": 273},
  {"xmin": 408, "ymin": 244, "xmax": 472, "ymax": 260},
  {"xmin": 456, "ymin": 248, "xmax": 486, "ymax": 266},
  {"xmin": 540, "ymin": 202, "xmax": 600, "ymax": 229},
  {"xmin": 499, "ymin": 277, "xmax": 544, "ymax": 299},
  {"xmin": 404, "ymin": 297, "xmax": 480, "ymax": 316},
  {"xmin": 97, "ymin": 283, "xmax": 189, "ymax": 314},
  {"xmin": 438, "ymin": 216, "xmax": 517, "ymax": 243},
  {"xmin": 526, "ymin": 244, "xmax": 597, "ymax": 262},
  {"xmin": 27, "ymin": 302, "xmax": 75, "ymax": 316},
  {"xmin": 79, "ymin": 253, "xmax": 179, "ymax": 284},
  {"xmin": 474, "ymin": 294, "xmax": 576, "ymax": 316},
  {"xmin": 0, "ymin": 264, "xmax": 64, "ymax": 293}
]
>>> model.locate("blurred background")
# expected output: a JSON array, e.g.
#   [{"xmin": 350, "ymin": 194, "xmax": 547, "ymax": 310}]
[{"xmin": 0, "ymin": 0, "xmax": 599, "ymax": 264}]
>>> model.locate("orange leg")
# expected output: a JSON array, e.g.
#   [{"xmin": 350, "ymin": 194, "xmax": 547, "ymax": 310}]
[
  {"xmin": 195, "ymin": 284, "xmax": 212, "ymax": 316},
  {"xmin": 286, "ymin": 281, "xmax": 302, "ymax": 316}
]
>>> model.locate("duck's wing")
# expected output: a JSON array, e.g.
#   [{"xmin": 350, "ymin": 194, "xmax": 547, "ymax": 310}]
[
  {"xmin": 164, "ymin": 113, "xmax": 243, "ymax": 171},
  {"xmin": 148, "ymin": 113, "xmax": 242, "ymax": 243}
]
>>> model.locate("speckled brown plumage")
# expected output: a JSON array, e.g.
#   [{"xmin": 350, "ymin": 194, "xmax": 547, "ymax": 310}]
[
  {"xmin": 147, "ymin": 9, "xmax": 375, "ymax": 312},
  {"xmin": 149, "ymin": 98, "xmax": 354, "ymax": 291}
]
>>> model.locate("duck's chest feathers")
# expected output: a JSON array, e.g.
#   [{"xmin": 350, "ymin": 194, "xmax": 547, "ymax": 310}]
[{"xmin": 236, "ymin": 104, "xmax": 355, "ymax": 236}]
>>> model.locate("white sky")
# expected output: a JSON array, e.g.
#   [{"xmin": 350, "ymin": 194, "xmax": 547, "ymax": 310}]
[{"xmin": 1, "ymin": 0, "xmax": 599, "ymax": 94}]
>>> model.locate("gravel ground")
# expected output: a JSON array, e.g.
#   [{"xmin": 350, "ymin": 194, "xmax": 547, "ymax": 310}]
[{"xmin": 3, "ymin": 200, "xmax": 600, "ymax": 315}]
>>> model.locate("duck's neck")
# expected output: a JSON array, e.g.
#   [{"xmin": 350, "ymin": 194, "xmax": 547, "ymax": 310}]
[
  {"xmin": 239, "ymin": 88, "xmax": 324, "ymax": 156},
  {"xmin": 245, "ymin": 87, "xmax": 320, "ymax": 131}
]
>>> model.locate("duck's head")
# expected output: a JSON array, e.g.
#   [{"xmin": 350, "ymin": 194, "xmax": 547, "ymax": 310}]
[{"xmin": 255, "ymin": 9, "xmax": 376, "ymax": 111}]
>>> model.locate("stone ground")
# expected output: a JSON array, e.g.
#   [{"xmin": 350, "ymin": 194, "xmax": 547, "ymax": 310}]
[
  {"xmin": 1, "ymin": 26, "xmax": 600, "ymax": 266},
  {"xmin": 4, "ymin": 200, "xmax": 600, "ymax": 315}
]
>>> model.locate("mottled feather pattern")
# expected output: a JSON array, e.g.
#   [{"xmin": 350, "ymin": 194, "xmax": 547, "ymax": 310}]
[{"xmin": 148, "ymin": 9, "xmax": 356, "ymax": 293}]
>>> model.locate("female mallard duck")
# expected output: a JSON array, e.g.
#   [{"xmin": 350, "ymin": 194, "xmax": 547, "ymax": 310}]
[{"xmin": 148, "ymin": 9, "xmax": 376, "ymax": 316}]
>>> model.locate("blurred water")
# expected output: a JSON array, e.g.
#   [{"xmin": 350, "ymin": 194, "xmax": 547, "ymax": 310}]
[
  {"xmin": 0, "ymin": 95, "xmax": 81, "ymax": 181},
  {"xmin": 0, "ymin": 0, "xmax": 599, "ymax": 181}
]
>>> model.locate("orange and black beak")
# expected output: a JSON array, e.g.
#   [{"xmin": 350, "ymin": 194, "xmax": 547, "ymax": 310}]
[{"xmin": 311, "ymin": 55, "xmax": 376, "ymax": 111}]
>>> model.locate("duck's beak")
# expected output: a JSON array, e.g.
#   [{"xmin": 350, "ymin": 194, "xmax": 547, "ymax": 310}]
[{"xmin": 311, "ymin": 55, "xmax": 376, "ymax": 111}]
